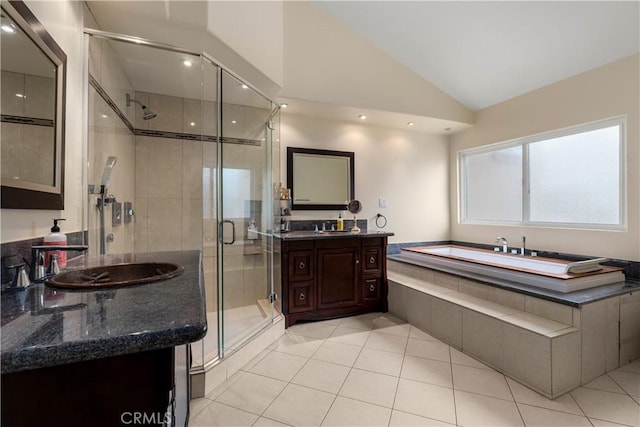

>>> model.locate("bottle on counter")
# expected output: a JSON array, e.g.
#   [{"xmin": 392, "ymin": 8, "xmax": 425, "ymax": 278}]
[
  {"xmin": 44, "ymin": 218, "xmax": 67, "ymax": 267},
  {"xmin": 337, "ymin": 212, "xmax": 344, "ymax": 231}
]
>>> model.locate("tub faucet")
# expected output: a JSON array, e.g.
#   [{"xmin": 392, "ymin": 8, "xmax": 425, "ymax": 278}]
[{"xmin": 496, "ymin": 237, "xmax": 508, "ymax": 253}]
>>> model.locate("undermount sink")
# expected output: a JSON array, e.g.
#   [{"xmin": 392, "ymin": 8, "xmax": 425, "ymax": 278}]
[{"xmin": 45, "ymin": 262, "xmax": 184, "ymax": 290}]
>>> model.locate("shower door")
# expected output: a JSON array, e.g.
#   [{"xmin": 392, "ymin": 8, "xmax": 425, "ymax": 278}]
[{"xmin": 218, "ymin": 70, "xmax": 278, "ymax": 355}]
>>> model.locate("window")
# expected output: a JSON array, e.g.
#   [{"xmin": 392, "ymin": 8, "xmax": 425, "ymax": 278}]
[{"xmin": 460, "ymin": 117, "xmax": 625, "ymax": 229}]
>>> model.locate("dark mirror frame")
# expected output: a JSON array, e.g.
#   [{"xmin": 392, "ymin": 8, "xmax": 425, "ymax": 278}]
[
  {"xmin": 1, "ymin": 0, "xmax": 66, "ymax": 210},
  {"xmin": 287, "ymin": 147, "xmax": 354, "ymax": 211}
]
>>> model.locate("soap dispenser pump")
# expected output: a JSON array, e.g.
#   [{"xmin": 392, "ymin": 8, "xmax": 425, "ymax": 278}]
[
  {"xmin": 44, "ymin": 218, "xmax": 67, "ymax": 267},
  {"xmin": 337, "ymin": 212, "xmax": 344, "ymax": 231}
]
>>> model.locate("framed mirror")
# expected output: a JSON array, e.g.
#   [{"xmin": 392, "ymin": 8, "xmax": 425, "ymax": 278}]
[
  {"xmin": 287, "ymin": 147, "xmax": 354, "ymax": 210},
  {"xmin": 1, "ymin": 0, "xmax": 66, "ymax": 209}
]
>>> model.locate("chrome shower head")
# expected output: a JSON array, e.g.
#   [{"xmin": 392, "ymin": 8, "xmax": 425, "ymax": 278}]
[
  {"xmin": 101, "ymin": 156, "xmax": 117, "ymax": 188},
  {"xmin": 126, "ymin": 93, "xmax": 157, "ymax": 120}
]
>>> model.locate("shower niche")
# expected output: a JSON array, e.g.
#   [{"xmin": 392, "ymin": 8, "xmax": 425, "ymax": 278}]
[{"xmin": 85, "ymin": 31, "xmax": 281, "ymax": 377}]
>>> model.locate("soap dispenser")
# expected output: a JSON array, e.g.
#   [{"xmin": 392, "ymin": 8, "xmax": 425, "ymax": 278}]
[
  {"xmin": 337, "ymin": 212, "xmax": 344, "ymax": 231},
  {"xmin": 44, "ymin": 218, "xmax": 67, "ymax": 267}
]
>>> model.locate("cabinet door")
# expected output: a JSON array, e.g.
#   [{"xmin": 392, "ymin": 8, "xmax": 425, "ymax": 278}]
[
  {"xmin": 289, "ymin": 281, "xmax": 315, "ymax": 313},
  {"xmin": 362, "ymin": 247, "xmax": 383, "ymax": 275},
  {"xmin": 317, "ymin": 247, "xmax": 359, "ymax": 309}
]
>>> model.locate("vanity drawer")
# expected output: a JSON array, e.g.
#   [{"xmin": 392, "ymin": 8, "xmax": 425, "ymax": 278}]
[
  {"xmin": 362, "ymin": 247, "xmax": 383, "ymax": 274},
  {"xmin": 362, "ymin": 277, "xmax": 382, "ymax": 301},
  {"xmin": 288, "ymin": 251, "xmax": 314, "ymax": 281},
  {"xmin": 289, "ymin": 281, "xmax": 315, "ymax": 313}
]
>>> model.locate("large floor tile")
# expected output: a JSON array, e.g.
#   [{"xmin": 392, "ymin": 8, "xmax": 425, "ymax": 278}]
[
  {"xmin": 271, "ymin": 333, "xmax": 324, "ymax": 358},
  {"xmin": 583, "ymin": 374, "xmax": 626, "ymax": 394},
  {"xmin": 452, "ymin": 364, "xmax": 512, "ymax": 401},
  {"xmin": 216, "ymin": 372, "xmax": 287, "ymax": 415},
  {"xmin": 518, "ymin": 403, "xmax": 591, "ymax": 427},
  {"xmin": 608, "ymin": 369, "xmax": 640, "ymax": 397},
  {"xmin": 321, "ymin": 396, "xmax": 391, "ymax": 426},
  {"xmin": 618, "ymin": 359, "xmax": 640, "ymax": 374},
  {"xmin": 450, "ymin": 347, "xmax": 492, "ymax": 370},
  {"xmin": 339, "ymin": 314, "xmax": 378, "ymax": 331},
  {"xmin": 409, "ymin": 326, "xmax": 441, "ymax": 342},
  {"xmin": 401, "ymin": 355, "xmax": 452, "ymax": 388},
  {"xmin": 364, "ymin": 331, "xmax": 408, "ymax": 354},
  {"xmin": 328, "ymin": 326, "xmax": 371, "ymax": 347},
  {"xmin": 373, "ymin": 314, "xmax": 411, "ymax": 337},
  {"xmin": 248, "ymin": 351, "xmax": 308, "ymax": 382},
  {"xmin": 354, "ymin": 347, "xmax": 404, "ymax": 376},
  {"xmin": 291, "ymin": 359, "xmax": 351, "ymax": 394},
  {"xmin": 454, "ymin": 390, "xmax": 524, "ymax": 427},
  {"xmin": 339, "ymin": 368, "xmax": 399, "ymax": 408},
  {"xmin": 571, "ymin": 387, "xmax": 640, "ymax": 427},
  {"xmin": 506, "ymin": 378, "xmax": 583, "ymax": 416},
  {"xmin": 190, "ymin": 401, "xmax": 259, "ymax": 427},
  {"xmin": 393, "ymin": 378, "xmax": 456, "ymax": 424},
  {"xmin": 252, "ymin": 417, "xmax": 292, "ymax": 427},
  {"xmin": 190, "ymin": 397, "xmax": 212, "ymax": 419},
  {"xmin": 263, "ymin": 383, "xmax": 335, "ymax": 427},
  {"xmin": 589, "ymin": 418, "xmax": 638, "ymax": 427},
  {"xmin": 312, "ymin": 340, "xmax": 362, "ymax": 367},
  {"xmin": 287, "ymin": 322, "xmax": 337, "ymax": 340},
  {"xmin": 389, "ymin": 410, "xmax": 455, "ymax": 426},
  {"xmin": 405, "ymin": 338, "xmax": 450, "ymax": 362}
]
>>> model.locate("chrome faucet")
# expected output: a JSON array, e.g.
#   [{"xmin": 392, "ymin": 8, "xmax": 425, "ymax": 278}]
[
  {"xmin": 521, "ymin": 236, "xmax": 526, "ymax": 256},
  {"xmin": 31, "ymin": 245, "xmax": 89, "ymax": 281},
  {"xmin": 495, "ymin": 237, "xmax": 508, "ymax": 253}
]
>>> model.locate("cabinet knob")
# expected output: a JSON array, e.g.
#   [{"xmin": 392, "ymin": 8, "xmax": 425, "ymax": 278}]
[
  {"xmin": 369, "ymin": 256, "xmax": 375, "ymax": 264},
  {"xmin": 369, "ymin": 284, "xmax": 375, "ymax": 292},
  {"xmin": 299, "ymin": 292, "xmax": 305, "ymax": 301},
  {"xmin": 298, "ymin": 262, "xmax": 305, "ymax": 270}
]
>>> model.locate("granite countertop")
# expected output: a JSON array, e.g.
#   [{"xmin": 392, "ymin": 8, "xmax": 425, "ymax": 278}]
[
  {"xmin": 388, "ymin": 252, "xmax": 640, "ymax": 307},
  {"xmin": 277, "ymin": 230, "xmax": 394, "ymax": 241},
  {"xmin": 1, "ymin": 251, "xmax": 207, "ymax": 374}
]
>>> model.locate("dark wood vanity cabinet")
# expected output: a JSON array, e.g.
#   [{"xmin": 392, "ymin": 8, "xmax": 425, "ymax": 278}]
[{"xmin": 281, "ymin": 236, "xmax": 388, "ymax": 327}]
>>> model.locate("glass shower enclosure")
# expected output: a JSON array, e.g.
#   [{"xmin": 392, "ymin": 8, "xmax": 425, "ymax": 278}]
[{"xmin": 85, "ymin": 30, "xmax": 281, "ymax": 372}]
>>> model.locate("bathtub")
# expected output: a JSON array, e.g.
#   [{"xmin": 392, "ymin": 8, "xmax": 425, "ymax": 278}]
[{"xmin": 402, "ymin": 245, "xmax": 625, "ymax": 293}]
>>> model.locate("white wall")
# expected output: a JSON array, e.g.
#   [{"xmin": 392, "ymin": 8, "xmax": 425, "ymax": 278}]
[
  {"xmin": 281, "ymin": 114, "xmax": 450, "ymax": 244},
  {"xmin": 1, "ymin": 0, "xmax": 85, "ymax": 243},
  {"xmin": 449, "ymin": 54, "xmax": 640, "ymax": 261}
]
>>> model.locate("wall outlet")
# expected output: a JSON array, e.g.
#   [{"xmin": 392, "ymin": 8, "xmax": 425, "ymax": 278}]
[{"xmin": 378, "ymin": 198, "xmax": 387, "ymax": 208}]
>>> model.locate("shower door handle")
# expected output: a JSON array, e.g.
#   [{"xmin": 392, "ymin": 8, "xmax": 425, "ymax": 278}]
[{"xmin": 219, "ymin": 220, "xmax": 236, "ymax": 245}]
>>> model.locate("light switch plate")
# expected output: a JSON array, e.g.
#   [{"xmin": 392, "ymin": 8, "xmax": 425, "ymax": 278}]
[{"xmin": 378, "ymin": 198, "xmax": 387, "ymax": 208}]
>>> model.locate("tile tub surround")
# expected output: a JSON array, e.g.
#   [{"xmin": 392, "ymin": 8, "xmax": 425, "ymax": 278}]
[
  {"xmin": 387, "ymin": 258, "xmax": 640, "ymax": 399},
  {"xmin": 0, "ymin": 250, "xmax": 207, "ymax": 374}
]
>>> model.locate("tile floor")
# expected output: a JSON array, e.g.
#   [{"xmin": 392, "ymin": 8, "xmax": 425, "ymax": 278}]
[{"xmin": 189, "ymin": 312, "xmax": 640, "ymax": 427}]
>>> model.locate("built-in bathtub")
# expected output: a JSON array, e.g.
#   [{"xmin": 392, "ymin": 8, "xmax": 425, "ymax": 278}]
[{"xmin": 402, "ymin": 245, "xmax": 625, "ymax": 293}]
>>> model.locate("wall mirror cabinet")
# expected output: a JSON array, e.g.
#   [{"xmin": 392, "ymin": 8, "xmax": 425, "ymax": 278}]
[
  {"xmin": 1, "ymin": 0, "xmax": 66, "ymax": 209},
  {"xmin": 287, "ymin": 147, "xmax": 354, "ymax": 210}
]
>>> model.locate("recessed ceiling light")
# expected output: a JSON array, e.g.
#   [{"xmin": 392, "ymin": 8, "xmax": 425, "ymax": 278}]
[
  {"xmin": 231, "ymin": 120, "xmax": 237, "ymax": 124},
  {"xmin": 281, "ymin": 103, "xmax": 288, "ymax": 109},
  {"xmin": 100, "ymin": 114, "xmax": 108, "ymax": 119},
  {"xmin": 358, "ymin": 114, "xmax": 367, "ymax": 120},
  {"xmin": 190, "ymin": 122, "xmax": 196, "ymax": 127},
  {"xmin": 241, "ymin": 84, "xmax": 249, "ymax": 89},
  {"xmin": 1, "ymin": 24, "xmax": 16, "ymax": 34},
  {"xmin": 407, "ymin": 122, "xmax": 415, "ymax": 126},
  {"xmin": 182, "ymin": 59, "xmax": 193, "ymax": 67},
  {"xmin": 15, "ymin": 93, "xmax": 25, "ymax": 98}
]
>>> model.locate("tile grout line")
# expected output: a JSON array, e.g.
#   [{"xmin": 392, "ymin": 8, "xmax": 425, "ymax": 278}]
[
  {"xmin": 505, "ymin": 372, "xmax": 528, "ymax": 427},
  {"xmin": 388, "ymin": 326, "xmax": 410, "ymax": 427},
  {"xmin": 448, "ymin": 344, "xmax": 460, "ymax": 427}
]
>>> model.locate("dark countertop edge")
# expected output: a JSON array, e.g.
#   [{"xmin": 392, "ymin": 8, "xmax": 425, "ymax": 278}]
[
  {"xmin": 387, "ymin": 253, "xmax": 640, "ymax": 308},
  {"xmin": 1, "ymin": 323, "xmax": 207, "ymax": 374},
  {"xmin": 276, "ymin": 231, "xmax": 394, "ymax": 241}
]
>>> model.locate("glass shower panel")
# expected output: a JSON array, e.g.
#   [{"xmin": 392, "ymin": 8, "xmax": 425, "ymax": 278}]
[{"xmin": 219, "ymin": 71, "xmax": 275, "ymax": 354}]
